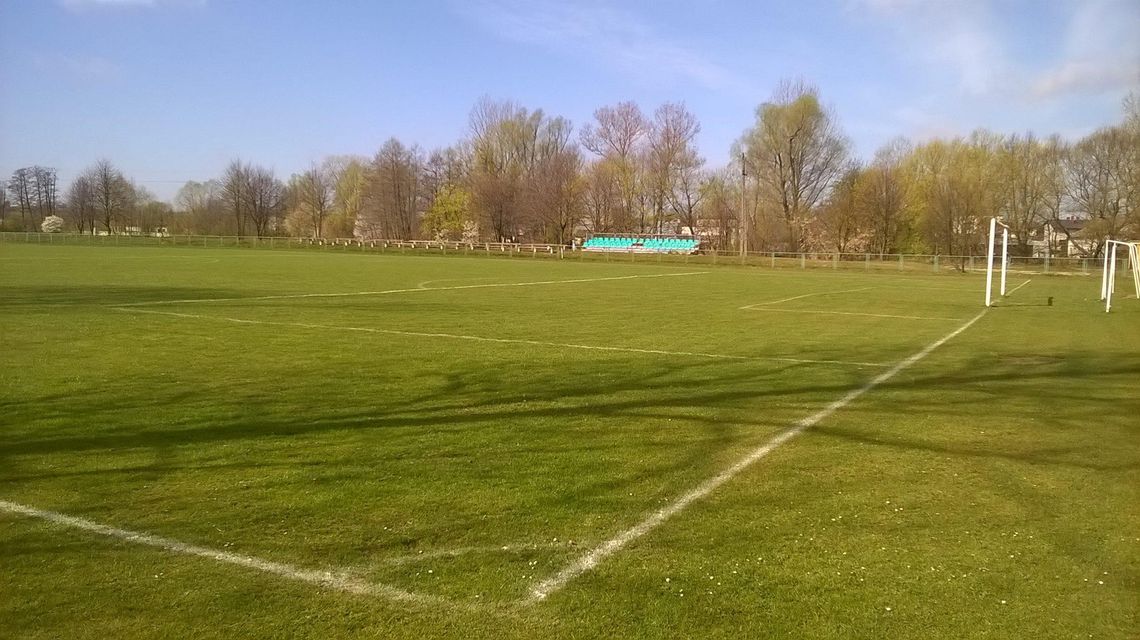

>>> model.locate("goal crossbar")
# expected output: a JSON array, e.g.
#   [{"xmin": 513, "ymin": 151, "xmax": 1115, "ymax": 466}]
[
  {"xmin": 984, "ymin": 217, "xmax": 1010, "ymax": 307},
  {"xmin": 1101, "ymin": 239, "xmax": 1140, "ymax": 313}
]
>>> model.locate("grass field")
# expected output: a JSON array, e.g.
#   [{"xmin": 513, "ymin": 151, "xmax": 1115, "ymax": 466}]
[{"xmin": 1, "ymin": 243, "xmax": 1137, "ymax": 639}]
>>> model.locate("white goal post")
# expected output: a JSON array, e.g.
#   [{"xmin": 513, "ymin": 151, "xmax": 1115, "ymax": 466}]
[
  {"xmin": 984, "ymin": 217, "xmax": 1010, "ymax": 307},
  {"xmin": 1101, "ymin": 239, "xmax": 1140, "ymax": 313}
]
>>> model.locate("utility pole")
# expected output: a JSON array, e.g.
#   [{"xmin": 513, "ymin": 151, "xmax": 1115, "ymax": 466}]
[{"xmin": 739, "ymin": 152, "xmax": 747, "ymax": 258}]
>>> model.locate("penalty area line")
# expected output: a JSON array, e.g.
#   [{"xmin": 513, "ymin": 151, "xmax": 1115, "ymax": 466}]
[
  {"xmin": 739, "ymin": 286, "xmax": 873, "ymax": 309},
  {"xmin": 0, "ymin": 500, "xmax": 470, "ymax": 610},
  {"xmin": 524, "ymin": 308, "xmax": 989, "ymax": 604},
  {"xmin": 113, "ymin": 307, "xmax": 888, "ymax": 368},
  {"xmin": 115, "ymin": 271, "xmax": 709, "ymax": 306}
]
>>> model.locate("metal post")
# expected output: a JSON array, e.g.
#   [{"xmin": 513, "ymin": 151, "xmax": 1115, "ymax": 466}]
[
  {"xmin": 740, "ymin": 153, "xmax": 747, "ymax": 259},
  {"xmin": 1131, "ymin": 244, "xmax": 1140, "ymax": 299},
  {"xmin": 985, "ymin": 217, "xmax": 996, "ymax": 307},
  {"xmin": 1101, "ymin": 241, "xmax": 1110, "ymax": 300},
  {"xmin": 1106, "ymin": 243, "xmax": 1118, "ymax": 312},
  {"xmin": 1000, "ymin": 227, "xmax": 1009, "ymax": 296}
]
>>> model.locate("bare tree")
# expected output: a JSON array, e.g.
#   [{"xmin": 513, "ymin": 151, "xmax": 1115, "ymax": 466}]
[
  {"xmin": 66, "ymin": 175, "xmax": 97, "ymax": 234},
  {"xmin": 31, "ymin": 166, "xmax": 58, "ymax": 220},
  {"xmin": 423, "ymin": 145, "xmax": 470, "ymax": 197},
  {"xmin": 7, "ymin": 168, "xmax": 34, "ymax": 228},
  {"xmin": 87, "ymin": 159, "xmax": 134, "ymax": 234},
  {"xmin": 1066, "ymin": 125, "xmax": 1139, "ymax": 254},
  {"xmin": 859, "ymin": 138, "xmax": 911, "ymax": 255},
  {"xmin": 323, "ymin": 157, "xmax": 367, "ymax": 239},
  {"xmin": 737, "ymin": 80, "xmax": 850, "ymax": 251},
  {"xmin": 647, "ymin": 102, "xmax": 702, "ymax": 233},
  {"xmin": 359, "ymin": 139, "xmax": 423, "ymax": 240},
  {"xmin": 995, "ymin": 133, "xmax": 1055, "ymax": 255},
  {"xmin": 175, "ymin": 180, "xmax": 225, "ymax": 234},
  {"xmin": 582, "ymin": 159, "xmax": 621, "ymax": 235},
  {"xmin": 580, "ymin": 101, "xmax": 648, "ymax": 232},
  {"xmin": 221, "ymin": 160, "xmax": 250, "ymax": 236},
  {"xmin": 526, "ymin": 143, "xmax": 583, "ymax": 244},
  {"xmin": 289, "ymin": 164, "xmax": 335, "ymax": 238},
  {"xmin": 468, "ymin": 98, "xmax": 560, "ymax": 241},
  {"xmin": 696, "ymin": 171, "xmax": 737, "ymax": 251},
  {"xmin": 244, "ymin": 164, "xmax": 284, "ymax": 237},
  {"xmin": 669, "ymin": 161, "xmax": 706, "ymax": 237},
  {"xmin": 907, "ymin": 134, "xmax": 996, "ymax": 262},
  {"xmin": 0, "ymin": 180, "xmax": 8, "ymax": 227},
  {"xmin": 131, "ymin": 184, "xmax": 170, "ymax": 235},
  {"xmin": 816, "ymin": 166, "xmax": 868, "ymax": 253}
]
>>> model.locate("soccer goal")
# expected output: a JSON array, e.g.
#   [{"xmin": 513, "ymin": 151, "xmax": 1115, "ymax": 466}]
[
  {"xmin": 984, "ymin": 217, "xmax": 1010, "ymax": 307},
  {"xmin": 1100, "ymin": 239, "xmax": 1140, "ymax": 312}
]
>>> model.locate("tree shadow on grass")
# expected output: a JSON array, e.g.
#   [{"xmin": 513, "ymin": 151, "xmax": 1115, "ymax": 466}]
[
  {"xmin": 811, "ymin": 425, "xmax": 1139, "ymax": 472},
  {"xmin": 2, "ymin": 350, "xmax": 1138, "ymax": 475}
]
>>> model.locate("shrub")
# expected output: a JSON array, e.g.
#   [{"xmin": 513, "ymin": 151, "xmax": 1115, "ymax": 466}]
[{"xmin": 41, "ymin": 215, "xmax": 65, "ymax": 233}]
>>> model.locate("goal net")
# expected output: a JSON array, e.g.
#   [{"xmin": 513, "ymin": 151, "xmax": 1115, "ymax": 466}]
[
  {"xmin": 1101, "ymin": 240, "xmax": 1140, "ymax": 313},
  {"xmin": 984, "ymin": 217, "xmax": 1009, "ymax": 307}
]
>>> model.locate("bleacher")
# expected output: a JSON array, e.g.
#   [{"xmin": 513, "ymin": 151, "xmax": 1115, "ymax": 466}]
[{"xmin": 581, "ymin": 236, "xmax": 699, "ymax": 254}]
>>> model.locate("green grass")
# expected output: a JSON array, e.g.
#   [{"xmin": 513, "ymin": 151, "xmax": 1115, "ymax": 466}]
[{"xmin": 1, "ymin": 243, "xmax": 1137, "ymax": 639}]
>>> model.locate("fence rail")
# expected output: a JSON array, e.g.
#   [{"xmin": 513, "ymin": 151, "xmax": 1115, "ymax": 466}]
[{"xmin": 2, "ymin": 232, "xmax": 1126, "ymax": 276}]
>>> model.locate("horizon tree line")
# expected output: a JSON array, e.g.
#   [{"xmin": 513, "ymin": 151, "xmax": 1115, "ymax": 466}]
[{"xmin": 5, "ymin": 82, "xmax": 1137, "ymax": 257}]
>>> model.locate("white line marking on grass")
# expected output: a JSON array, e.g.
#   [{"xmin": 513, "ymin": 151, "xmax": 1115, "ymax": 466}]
[
  {"xmin": 415, "ymin": 277, "xmax": 499, "ymax": 289},
  {"xmin": 742, "ymin": 308, "xmax": 962, "ymax": 321},
  {"xmin": 0, "ymin": 500, "xmax": 464, "ymax": 609},
  {"xmin": 116, "ymin": 272, "xmax": 709, "ymax": 306},
  {"xmin": 1007, "ymin": 279, "xmax": 1032, "ymax": 295},
  {"xmin": 739, "ymin": 286, "xmax": 873, "ymax": 309},
  {"xmin": 114, "ymin": 308, "xmax": 888, "ymax": 368},
  {"xmin": 377, "ymin": 543, "xmax": 568, "ymax": 567},
  {"xmin": 525, "ymin": 308, "xmax": 989, "ymax": 603}
]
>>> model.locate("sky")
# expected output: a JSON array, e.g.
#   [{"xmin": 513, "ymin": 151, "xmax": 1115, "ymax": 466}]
[{"xmin": 1, "ymin": 0, "xmax": 1137, "ymax": 202}]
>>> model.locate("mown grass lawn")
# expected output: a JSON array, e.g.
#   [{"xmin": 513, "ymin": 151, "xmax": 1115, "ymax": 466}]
[{"xmin": 1, "ymin": 243, "xmax": 1137, "ymax": 639}]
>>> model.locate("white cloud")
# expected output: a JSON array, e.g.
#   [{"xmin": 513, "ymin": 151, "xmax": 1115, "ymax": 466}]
[
  {"xmin": 1032, "ymin": 61, "xmax": 1140, "ymax": 100},
  {"xmin": 853, "ymin": 0, "xmax": 1006, "ymax": 95},
  {"xmin": 458, "ymin": 0, "xmax": 746, "ymax": 93},
  {"xmin": 1029, "ymin": 0, "xmax": 1140, "ymax": 101}
]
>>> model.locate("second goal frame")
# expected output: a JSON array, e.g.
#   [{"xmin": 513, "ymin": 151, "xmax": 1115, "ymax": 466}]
[
  {"xmin": 1101, "ymin": 239, "xmax": 1140, "ymax": 313},
  {"xmin": 985, "ymin": 217, "xmax": 1009, "ymax": 308}
]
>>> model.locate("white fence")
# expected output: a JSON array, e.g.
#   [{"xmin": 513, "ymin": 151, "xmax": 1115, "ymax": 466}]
[{"xmin": 1, "ymin": 231, "xmax": 1124, "ymax": 275}]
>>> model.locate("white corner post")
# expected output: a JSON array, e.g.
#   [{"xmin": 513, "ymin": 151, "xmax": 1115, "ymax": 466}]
[{"xmin": 985, "ymin": 217, "xmax": 997, "ymax": 307}]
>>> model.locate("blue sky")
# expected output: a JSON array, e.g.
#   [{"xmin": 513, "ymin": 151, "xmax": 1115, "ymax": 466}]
[{"xmin": 1, "ymin": 0, "xmax": 1137, "ymax": 201}]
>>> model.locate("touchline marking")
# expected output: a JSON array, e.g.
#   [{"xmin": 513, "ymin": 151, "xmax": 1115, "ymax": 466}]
[
  {"xmin": 116, "ymin": 272, "xmax": 708, "ymax": 306},
  {"xmin": 525, "ymin": 308, "xmax": 989, "ymax": 603},
  {"xmin": 739, "ymin": 287, "xmax": 873, "ymax": 309},
  {"xmin": 115, "ymin": 308, "xmax": 887, "ymax": 368},
  {"xmin": 0, "ymin": 500, "xmax": 460, "ymax": 609},
  {"xmin": 741, "ymin": 308, "xmax": 962, "ymax": 321}
]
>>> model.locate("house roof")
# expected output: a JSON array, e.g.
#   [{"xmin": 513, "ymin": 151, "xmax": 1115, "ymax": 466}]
[{"xmin": 1048, "ymin": 218, "xmax": 1087, "ymax": 232}]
